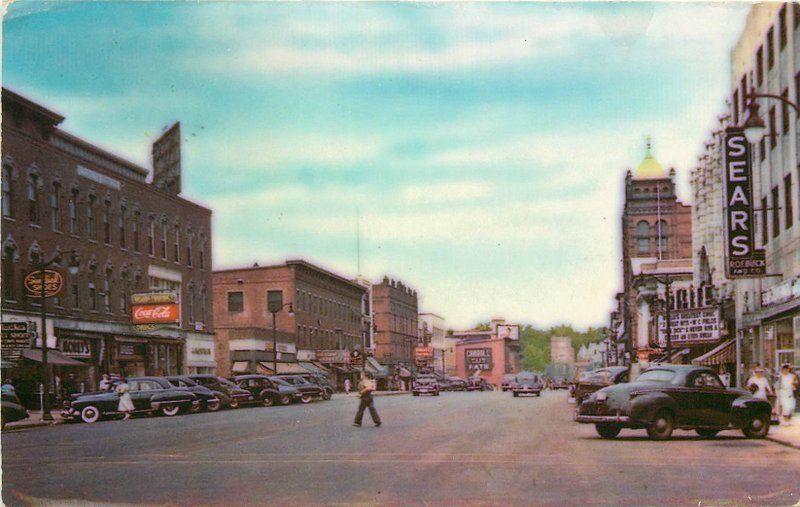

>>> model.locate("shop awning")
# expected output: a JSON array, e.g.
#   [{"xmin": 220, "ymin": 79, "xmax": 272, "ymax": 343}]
[
  {"xmin": 258, "ymin": 362, "xmax": 308, "ymax": 375},
  {"xmin": 21, "ymin": 349, "xmax": 88, "ymax": 366},
  {"xmin": 232, "ymin": 361, "xmax": 251, "ymax": 373},
  {"xmin": 299, "ymin": 362, "xmax": 329, "ymax": 376},
  {"xmin": 365, "ymin": 356, "xmax": 388, "ymax": 378},
  {"xmin": 651, "ymin": 348, "xmax": 691, "ymax": 364},
  {"xmin": 311, "ymin": 361, "xmax": 330, "ymax": 374},
  {"xmin": 692, "ymin": 339, "xmax": 735, "ymax": 366}
]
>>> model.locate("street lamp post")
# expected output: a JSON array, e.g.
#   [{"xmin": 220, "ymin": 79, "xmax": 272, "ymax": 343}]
[{"xmin": 35, "ymin": 249, "xmax": 79, "ymax": 422}]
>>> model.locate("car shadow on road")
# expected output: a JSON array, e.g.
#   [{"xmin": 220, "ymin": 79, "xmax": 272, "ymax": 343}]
[{"xmin": 579, "ymin": 435, "xmax": 751, "ymax": 443}]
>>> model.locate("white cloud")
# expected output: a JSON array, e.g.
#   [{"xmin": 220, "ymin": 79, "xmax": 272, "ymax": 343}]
[{"xmin": 399, "ymin": 180, "xmax": 493, "ymax": 204}]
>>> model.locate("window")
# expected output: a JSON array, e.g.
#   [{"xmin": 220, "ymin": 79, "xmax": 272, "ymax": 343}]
[
  {"xmin": 733, "ymin": 89, "xmax": 740, "ymax": 125},
  {"xmin": 89, "ymin": 282, "xmax": 97, "ymax": 311},
  {"xmin": 87, "ymin": 195, "xmax": 96, "ymax": 239},
  {"xmin": 148, "ymin": 217, "xmax": 155, "ymax": 255},
  {"xmin": 200, "ymin": 287, "xmax": 206, "ymax": 322},
  {"xmin": 188, "ymin": 285, "xmax": 195, "ymax": 323},
  {"xmin": 762, "ymin": 196, "xmax": 769, "ymax": 246},
  {"xmin": 767, "ymin": 27, "xmax": 775, "ymax": 69},
  {"xmin": 2, "ymin": 246, "xmax": 15, "ymax": 301},
  {"xmin": 779, "ymin": 5, "xmax": 787, "ymax": 49},
  {"xmin": 773, "ymin": 186, "xmax": 780, "ymax": 238},
  {"xmin": 769, "ymin": 106, "xmax": 777, "ymax": 149},
  {"xmin": 69, "ymin": 190, "xmax": 78, "ymax": 234},
  {"xmin": 756, "ymin": 46, "xmax": 764, "ymax": 85},
  {"xmin": 103, "ymin": 270, "xmax": 112, "ymax": 313},
  {"xmin": 160, "ymin": 220, "xmax": 167, "ymax": 259},
  {"xmin": 783, "ymin": 89, "xmax": 791, "ymax": 134},
  {"xmin": 119, "ymin": 206, "xmax": 126, "ymax": 248},
  {"xmin": 186, "ymin": 231, "xmax": 193, "ymax": 267},
  {"xmin": 103, "ymin": 201, "xmax": 111, "ymax": 244},
  {"xmin": 71, "ymin": 273, "xmax": 79, "ymax": 308},
  {"xmin": 199, "ymin": 234, "xmax": 205, "ymax": 269},
  {"xmin": 50, "ymin": 183, "xmax": 61, "ymax": 231},
  {"xmin": 786, "ymin": 174, "xmax": 793, "ymax": 229},
  {"xmin": 635, "ymin": 220, "xmax": 649, "ymax": 254},
  {"xmin": 760, "ymin": 137, "xmax": 766, "ymax": 162},
  {"xmin": 173, "ymin": 226, "xmax": 180, "ymax": 262},
  {"xmin": 132, "ymin": 212, "xmax": 140, "ymax": 251},
  {"xmin": 28, "ymin": 174, "xmax": 39, "ymax": 224},
  {"xmin": 227, "ymin": 291, "xmax": 244, "ymax": 312},
  {"xmin": 2, "ymin": 166, "xmax": 12, "ymax": 218}
]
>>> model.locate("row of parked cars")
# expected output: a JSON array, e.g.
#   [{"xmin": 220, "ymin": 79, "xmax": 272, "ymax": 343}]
[
  {"xmin": 410, "ymin": 375, "xmax": 497, "ymax": 396},
  {"xmin": 62, "ymin": 373, "xmax": 334, "ymax": 424}
]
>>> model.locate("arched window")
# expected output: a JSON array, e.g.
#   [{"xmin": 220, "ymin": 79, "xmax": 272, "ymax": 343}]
[
  {"xmin": 87, "ymin": 195, "xmax": 96, "ymax": 240},
  {"xmin": 2, "ymin": 165, "xmax": 13, "ymax": 218},
  {"xmin": 88, "ymin": 281, "xmax": 97, "ymax": 311},
  {"xmin": 132, "ymin": 211, "xmax": 140, "ymax": 252},
  {"xmin": 50, "ymin": 182, "xmax": 61, "ymax": 231},
  {"xmin": 70, "ymin": 269, "xmax": 80, "ymax": 309},
  {"xmin": 636, "ymin": 220, "xmax": 650, "ymax": 254},
  {"xmin": 199, "ymin": 233, "xmax": 206, "ymax": 269},
  {"xmin": 148, "ymin": 216, "xmax": 155, "ymax": 255},
  {"xmin": 160, "ymin": 218, "xmax": 167, "ymax": 259},
  {"xmin": 186, "ymin": 229, "xmax": 193, "ymax": 267},
  {"xmin": 2, "ymin": 243, "xmax": 16, "ymax": 301},
  {"xmin": 103, "ymin": 268, "xmax": 112, "ymax": 313},
  {"xmin": 173, "ymin": 225, "xmax": 180, "ymax": 262},
  {"xmin": 119, "ymin": 204, "xmax": 126, "ymax": 248},
  {"xmin": 102, "ymin": 199, "xmax": 111, "ymax": 244},
  {"xmin": 28, "ymin": 173, "xmax": 39, "ymax": 224},
  {"xmin": 68, "ymin": 189, "xmax": 78, "ymax": 234}
]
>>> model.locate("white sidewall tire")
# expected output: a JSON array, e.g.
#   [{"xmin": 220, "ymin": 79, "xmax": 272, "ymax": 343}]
[
  {"xmin": 81, "ymin": 406, "xmax": 101, "ymax": 424},
  {"xmin": 161, "ymin": 405, "xmax": 180, "ymax": 417}
]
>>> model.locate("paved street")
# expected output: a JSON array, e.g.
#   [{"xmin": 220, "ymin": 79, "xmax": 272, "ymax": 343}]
[{"xmin": 2, "ymin": 390, "xmax": 799, "ymax": 506}]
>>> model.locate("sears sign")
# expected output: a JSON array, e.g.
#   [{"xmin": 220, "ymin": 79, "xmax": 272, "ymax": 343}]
[{"xmin": 723, "ymin": 128, "xmax": 766, "ymax": 278}]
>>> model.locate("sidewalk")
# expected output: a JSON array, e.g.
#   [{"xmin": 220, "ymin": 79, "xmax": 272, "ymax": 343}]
[
  {"xmin": 3, "ymin": 410, "xmax": 64, "ymax": 432},
  {"xmin": 768, "ymin": 420, "xmax": 800, "ymax": 450}
]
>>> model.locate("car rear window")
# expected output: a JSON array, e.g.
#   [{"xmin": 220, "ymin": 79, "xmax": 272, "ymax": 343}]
[{"xmin": 637, "ymin": 370, "xmax": 676, "ymax": 383}]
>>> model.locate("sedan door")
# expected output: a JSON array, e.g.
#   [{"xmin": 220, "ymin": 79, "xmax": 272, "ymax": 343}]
[{"xmin": 686, "ymin": 372, "xmax": 729, "ymax": 427}]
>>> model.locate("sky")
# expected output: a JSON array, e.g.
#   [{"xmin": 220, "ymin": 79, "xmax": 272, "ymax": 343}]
[{"xmin": 3, "ymin": 1, "xmax": 750, "ymax": 330}]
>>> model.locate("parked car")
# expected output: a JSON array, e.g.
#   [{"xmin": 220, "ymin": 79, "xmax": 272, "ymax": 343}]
[
  {"xmin": 412, "ymin": 377, "xmax": 440, "ymax": 396},
  {"xmin": 62, "ymin": 377, "xmax": 198, "ymax": 423},
  {"xmin": 189, "ymin": 374, "xmax": 253, "ymax": 409},
  {"xmin": 1, "ymin": 386, "xmax": 28, "ymax": 428},
  {"xmin": 445, "ymin": 377, "xmax": 467, "ymax": 391},
  {"xmin": 512, "ymin": 375, "xmax": 544, "ymax": 397},
  {"xmin": 466, "ymin": 377, "xmax": 493, "ymax": 391},
  {"xmin": 550, "ymin": 378, "xmax": 571, "ymax": 390},
  {"xmin": 275, "ymin": 375, "xmax": 324, "ymax": 403},
  {"xmin": 266, "ymin": 377, "xmax": 303, "ymax": 405},
  {"xmin": 299, "ymin": 374, "xmax": 333, "ymax": 400},
  {"xmin": 166, "ymin": 376, "xmax": 222, "ymax": 412},
  {"xmin": 571, "ymin": 367, "xmax": 629, "ymax": 405},
  {"xmin": 574, "ymin": 365, "xmax": 773, "ymax": 441},
  {"xmin": 232, "ymin": 375, "xmax": 286, "ymax": 406},
  {"xmin": 501, "ymin": 374, "xmax": 517, "ymax": 392}
]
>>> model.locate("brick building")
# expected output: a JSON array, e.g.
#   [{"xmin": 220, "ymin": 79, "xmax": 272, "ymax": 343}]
[
  {"xmin": 372, "ymin": 277, "xmax": 419, "ymax": 366},
  {"xmin": 1, "ymin": 88, "xmax": 215, "ymax": 404},
  {"xmin": 212, "ymin": 260, "xmax": 368, "ymax": 387},
  {"xmin": 453, "ymin": 320, "xmax": 521, "ymax": 387}
]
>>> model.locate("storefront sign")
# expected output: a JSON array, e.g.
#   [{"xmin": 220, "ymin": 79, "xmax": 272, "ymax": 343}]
[
  {"xmin": 414, "ymin": 346, "xmax": 433, "ymax": 359},
  {"xmin": 723, "ymin": 128, "xmax": 766, "ymax": 278},
  {"xmin": 24, "ymin": 269, "xmax": 64, "ymax": 298},
  {"xmin": 131, "ymin": 292, "xmax": 177, "ymax": 305},
  {"xmin": 465, "ymin": 347, "xmax": 493, "ymax": 371},
  {"xmin": 658, "ymin": 308, "xmax": 721, "ymax": 346},
  {"xmin": 297, "ymin": 350, "xmax": 316, "ymax": 361},
  {"xmin": 117, "ymin": 343, "xmax": 139, "ymax": 357},
  {"xmin": 350, "ymin": 349, "xmax": 364, "ymax": 367},
  {"xmin": 496, "ymin": 324, "xmax": 519, "ymax": 340},
  {"xmin": 762, "ymin": 277, "xmax": 800, "ymax": 307},
  {"xmin": 131, "ymin": 304, "xmax": 180, "ymax": 324},
  {"xmin": 265, "ymin": 342, "xmax": 296, "ymax": 354},
  {"xmin": 315, "ymin": 349, "xmax": 349, "ymax": 364},
  {"xmin": 61, "ymin": 338, "xmax": 92, "ymax": 358},
  {"xmin": 1, "ymin": 322, "xmax": 33, "ymax": 365},
  {"xmin": 191, "ymin": 347, "xmax": 211, "ymax": 356}
]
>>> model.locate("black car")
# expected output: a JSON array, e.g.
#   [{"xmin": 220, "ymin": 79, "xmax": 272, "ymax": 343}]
[
  {"xmin": 231, "ymin": 375, "xmax": 286, "ymax": 406},
  {"xmin": 571, "ymin": 367, "xmax": 629, "ymax": 405},
  {"xmin": 575, "ymin": 365, "xmax": 773, "ymax": 440},
  {"xmin": 62, "ymin": 377, "xmax": 198, "ymax": 423},
  {"xmin": 166, "ymin": 376, "xmax": 222, "ymax": 412},
  {"xmin": 445, "ymin": 377, "xmax": 467, "ymax": 391},
  {"xmin": 1, "ymin": 387, "xmax": 28, "ymax": 428},
  {"xmin": 299, "ymin": 374, "xmax": 333, "ymax": 400},
  {"xmin": 189, "ymin": 374, "xmax": 253, "ymax": 408},
  {"xmin": 265, "ymin": 377, "xmax": 303, "ymax": 405},
  {"xmin": 273, "ymin": 375, "xmax": 322, "ymax": 403},
  {"xmin": 466, "ymin": 377, "xmax": 493, "ymax": 391},
  {"xmin": 512, "ymin": 375, "xmax": 544, "ymax": 397}
]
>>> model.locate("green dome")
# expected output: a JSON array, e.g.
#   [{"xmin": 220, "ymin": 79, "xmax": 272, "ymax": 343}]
[{"xmin": 634, "ymin": 138, "xmax": 666, "ymax": 180}]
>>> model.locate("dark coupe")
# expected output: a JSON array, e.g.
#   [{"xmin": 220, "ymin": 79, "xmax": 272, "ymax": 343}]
[
  {"xmin": 512, "ymin": 375, "xmax": 544, "ymax": 397},
  {"xmin": 571, "ymin": 366, "xmax": 629, "ymax": 405},
  {"xmin": 166, "ymin": 375, "xmax": 222, "ymax": 412},
  {"xmin": 231, "ymin": 375, "xmax": 285, "ymax": 406},
  {"xmin": 574, "ymin": 365, "xmax": 772, "ymax": 440},
  {"xmin": 189, "ymin": 374, "xmax": 253, "ymax": 408},
  {"xmin": 271, "ymin": 375, "xmax": 320, "ymax": 404},
  {"xmin": 62, "ymin": 377, "xmax": 198, "ymax": 423}
]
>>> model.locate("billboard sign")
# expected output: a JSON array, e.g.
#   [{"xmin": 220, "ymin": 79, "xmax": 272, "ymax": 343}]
[
  {"xmin": 657, "ymin": 307, "xmax": 721, "ymax": 346},
  {"xmin": 315, "ymin": 349, "xmax": 349, "ymax": 364},
  {"xmin": 131, "ymin": 304, "xmax": 180, "ymax": 324},
  {"xmin": 465, "ymin": 347, "xmax": 493, "ymax": 371},
  {"xmin": 1, "ymin": 322, "xmax": 33, "ymax": 365},
  {"xmin": 723, "ymin": 128, "xmax": 766, "ymax": 278},
  {"xmin": 496, "ymin": 324, "xmax": 519, "ymax": 340},
  {"xmin": 24, "ymin": 269, "xmax": 63, "ymax": 298},
  {"xmin": 152, "ymin": 122, "xmax": 182, "ymax": 194}
]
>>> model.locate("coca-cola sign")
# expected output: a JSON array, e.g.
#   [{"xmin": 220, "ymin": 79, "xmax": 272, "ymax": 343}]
[{"xmin": 131, "ymin": 303, "xmax": 180, "ymax": 324}]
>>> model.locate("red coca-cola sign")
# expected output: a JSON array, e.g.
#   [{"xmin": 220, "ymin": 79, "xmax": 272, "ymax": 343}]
[{"xmin": 131, "ymin": 304, "xmax": 180, "ymax": 324}]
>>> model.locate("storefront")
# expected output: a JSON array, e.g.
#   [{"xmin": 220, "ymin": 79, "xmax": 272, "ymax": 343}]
[
  {"xmin": 111, "ymin": 336, "xmax": 183, "ymax": 377},
  {"xmin": 57, "ymin": 333, "xmax": 101, "ymax": 392},
  {"xmin": 185, "ymin": 333, "xmax": 217, "ymax": 375}
]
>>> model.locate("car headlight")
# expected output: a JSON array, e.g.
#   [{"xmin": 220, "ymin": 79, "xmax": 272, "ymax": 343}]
[{"xmin": 596, "ymin": 392, "xmax": 608, "ymax": 402}]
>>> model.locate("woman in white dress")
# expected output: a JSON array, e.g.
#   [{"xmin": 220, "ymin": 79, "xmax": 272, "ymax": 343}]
[
  {"xmin": 116, "ymin": 377, "xmax": 135, "ymax": 420},
  {"xmin": 777, "ymin": 364, "xmax": 798, "ymax": 425},
  {"xmin": 746, "ymin": 367, "xmax": 773, "ymax": 400}
]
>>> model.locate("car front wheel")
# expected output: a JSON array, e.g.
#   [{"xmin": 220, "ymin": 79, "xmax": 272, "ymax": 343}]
[
  {"xmin": 280, "ymin": 395, "xmax": 291, "ymax": 405},
  {"xmin": 206, "ymin": 399, "xmax": 222, "ymax": 412},
  {"xmin": 300, "ymin": 394, "xmax": 313, "ymax": 404},
  {"xmin": 322, "ymin": 390, "xmax": 332, "ymax": 401},
  {"xmin": 646, "ymin": 410, "xmax": 674, "ymax": 441},
  {"xmin": 161, "ymin": 404, "xmax": 180, "ymax": 417},
  {"xmin": 742, "ymin": 413, "xmax": 770, "ymax": 439},
  {"xmin": 595, "ymin": 423, "xmax": 622, "ymax": 439},
  {"xmin": 80, "ymin": 405, "xmax": 101, "ymax": 424},
  {"xmin": 262, "ymin": 396, "xmax": 274, "ymax": 407}
]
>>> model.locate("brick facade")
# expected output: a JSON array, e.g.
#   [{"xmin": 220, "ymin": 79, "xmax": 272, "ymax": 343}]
[{"xmin": 372, "ymin": 277, "xmax": 419, "ymax": 364}]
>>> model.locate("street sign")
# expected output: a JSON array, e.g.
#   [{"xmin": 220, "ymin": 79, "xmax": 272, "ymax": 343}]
[
  {"xmin": 1, "ymin": 322, "xmax": 33, "ymax": 366},
  {"xmin": 24, "ymin": 269, "xmax": 64, "ymax": 298},
  {"xmin": 657, "ymin": 308, "xmax": 721, "ymax": 346}
]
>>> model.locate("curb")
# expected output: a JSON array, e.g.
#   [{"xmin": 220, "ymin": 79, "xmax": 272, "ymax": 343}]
[
  {"xmin": 766, "ymin": 434, "xmax": 800, "ymax": 450},
  {"xmin": 3, "ymin": 420, "xmax": 61, "ymax": 432}
]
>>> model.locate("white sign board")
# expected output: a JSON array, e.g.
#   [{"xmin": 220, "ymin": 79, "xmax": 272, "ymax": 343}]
[{"xmin": 657, "ymin": 308, "xmax": 721, "ymax": 346}]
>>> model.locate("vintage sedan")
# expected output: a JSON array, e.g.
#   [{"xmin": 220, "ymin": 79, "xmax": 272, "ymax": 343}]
[
  {"xmin": 266, "ymin": 377, "xmax": 303, "ymax": 405},
  {"xmin": 466, "ymin": 377, "xmax": 493, "ymax": 391},
  {"xmin": 574, "ymin": 365, "xmax": 772, "ymax": 440},
  {"xmin": 571, "ymin": 366, "xmax": 629, "ymax": 405},
  {"xmin": 512, "ymin": 375, "xmax": 544, "ymax": 397},
  {"xmin": 501, "ymin": 374, "xmax": 517, "ymax": 392},
  {"xmin": 1, "ymin": 386, "xmax": 28, "ymax": 428},
  {"xmin": 166, "ymin": 376, "xmax": 221, "ymax": 412},
  {"xmin": 445, "ymin": 377, "xmax": 467, "ymax": 391},
  {"xmin": 299, "ymin": 374, "xmax": 333, "ymax": 400},
  {"xmin": 62, "ymin": 377, "xmax": 198, "ymax": 423},
  {"xmin": 275, "ymin": 375, "xmax": 324, "ymax": 403},
  {"xmin": 412, "ymin": 377, "xmax": 440, "ymax": 396},
  {"xmin": 189, "ymin": 374, "xmax": 253, "ymax": 408},
  {"xmin": 231, "ymin": 375, "xmax": 285, "ymax": 406}
]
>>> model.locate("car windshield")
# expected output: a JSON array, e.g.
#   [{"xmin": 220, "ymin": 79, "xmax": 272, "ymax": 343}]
[
  {"xmin": 637, "ymin": 370, "xmax": 676, "ymax": 383},
  {"xmin": 271, "ymin": 378, "xmax": 291, "ymax": 387},
  {"xmin": 218, "ymin": 378, "xmax": 236, "ymax": 387}
]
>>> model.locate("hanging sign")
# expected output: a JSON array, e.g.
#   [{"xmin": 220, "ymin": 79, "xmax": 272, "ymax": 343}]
[
  {"xmin": 24, "ymin": 269, "xmax": 64, "ymax": 298},
  {"xmin": 1, "ymin": 322, "xmax": 34, "ymax": 365},
  {"xmin": 723, "ymin": 128, "xmax": 766, "ymax": 278}
]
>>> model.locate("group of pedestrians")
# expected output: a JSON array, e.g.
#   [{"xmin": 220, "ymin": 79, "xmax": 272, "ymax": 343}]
[{"xmin": 747, "ymin": 364, "xmax": 799, "ymax": 425}]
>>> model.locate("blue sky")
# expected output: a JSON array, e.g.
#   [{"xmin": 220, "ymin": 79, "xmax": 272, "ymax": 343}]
[{"xmin": 4, "ymin": 1, "xmax": 749, "ymax": 329}]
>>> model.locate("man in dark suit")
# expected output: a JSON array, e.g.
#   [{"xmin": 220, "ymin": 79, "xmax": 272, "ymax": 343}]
[{"xmin": 353, "ymin": 374, "xmax": 381, "ymax": 427}]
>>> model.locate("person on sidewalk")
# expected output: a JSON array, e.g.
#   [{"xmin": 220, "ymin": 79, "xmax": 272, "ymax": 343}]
[
  {"xmin": 353, "ymin": 373, "xmax": 381, "ymax": 427},
  {"xmin": 344, "ymin": 377, "xmax": 351, "ymax": 395},
  {"xmin": 777, "ymin": 364, "xmax": 798, "ymax": 425},
  {"xmin": 99, "ymin": 374, "xmax": 112, "ymax": 392},
  {"xmin": 115, "ymin": 377, "xmax": 134, "ymax": 420},
  {"xmin": 747, "ymin": 366, "xmax": 773, "ymax": 401}
]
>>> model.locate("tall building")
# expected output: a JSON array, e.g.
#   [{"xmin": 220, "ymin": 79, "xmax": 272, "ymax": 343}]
[
  {"xmin": 419, "ymin": 312, "xmax": 447, "ymax": 373},
  {"xmin": 724, "ymin": 3, "xmax": 800, "ymax": 377},
  {"xmin": 212, "ymin": 260, "xmax": 370, "ymax": 387},
  {"xmin": 372, "ymin": 276, "xmax": 419, "ymax": 366},
  {"xmin": 1, "ymin": 88, "xmax": 215, "ymax": 406}
]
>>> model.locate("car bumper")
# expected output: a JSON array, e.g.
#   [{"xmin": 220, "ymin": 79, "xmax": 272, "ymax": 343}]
[
  {"xmin": 61, "ymin": 407, "xmax": 79, "ymax": 420},
  {"xmin": 413, "ymin": 389, "xmax": 438, "ymax": 394},
  {"xmin": 574, "ymin": 413, "xmax": 631, "ymax": 424},
  {"xmin": 513, "ymin": 389, "xmax": 541, "ymax": 394}
]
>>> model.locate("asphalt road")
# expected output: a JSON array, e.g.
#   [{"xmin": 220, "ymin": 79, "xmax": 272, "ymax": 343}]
[{"xmin": 2, "ymin": 390, "xmax": 799, "ymax": 506}]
